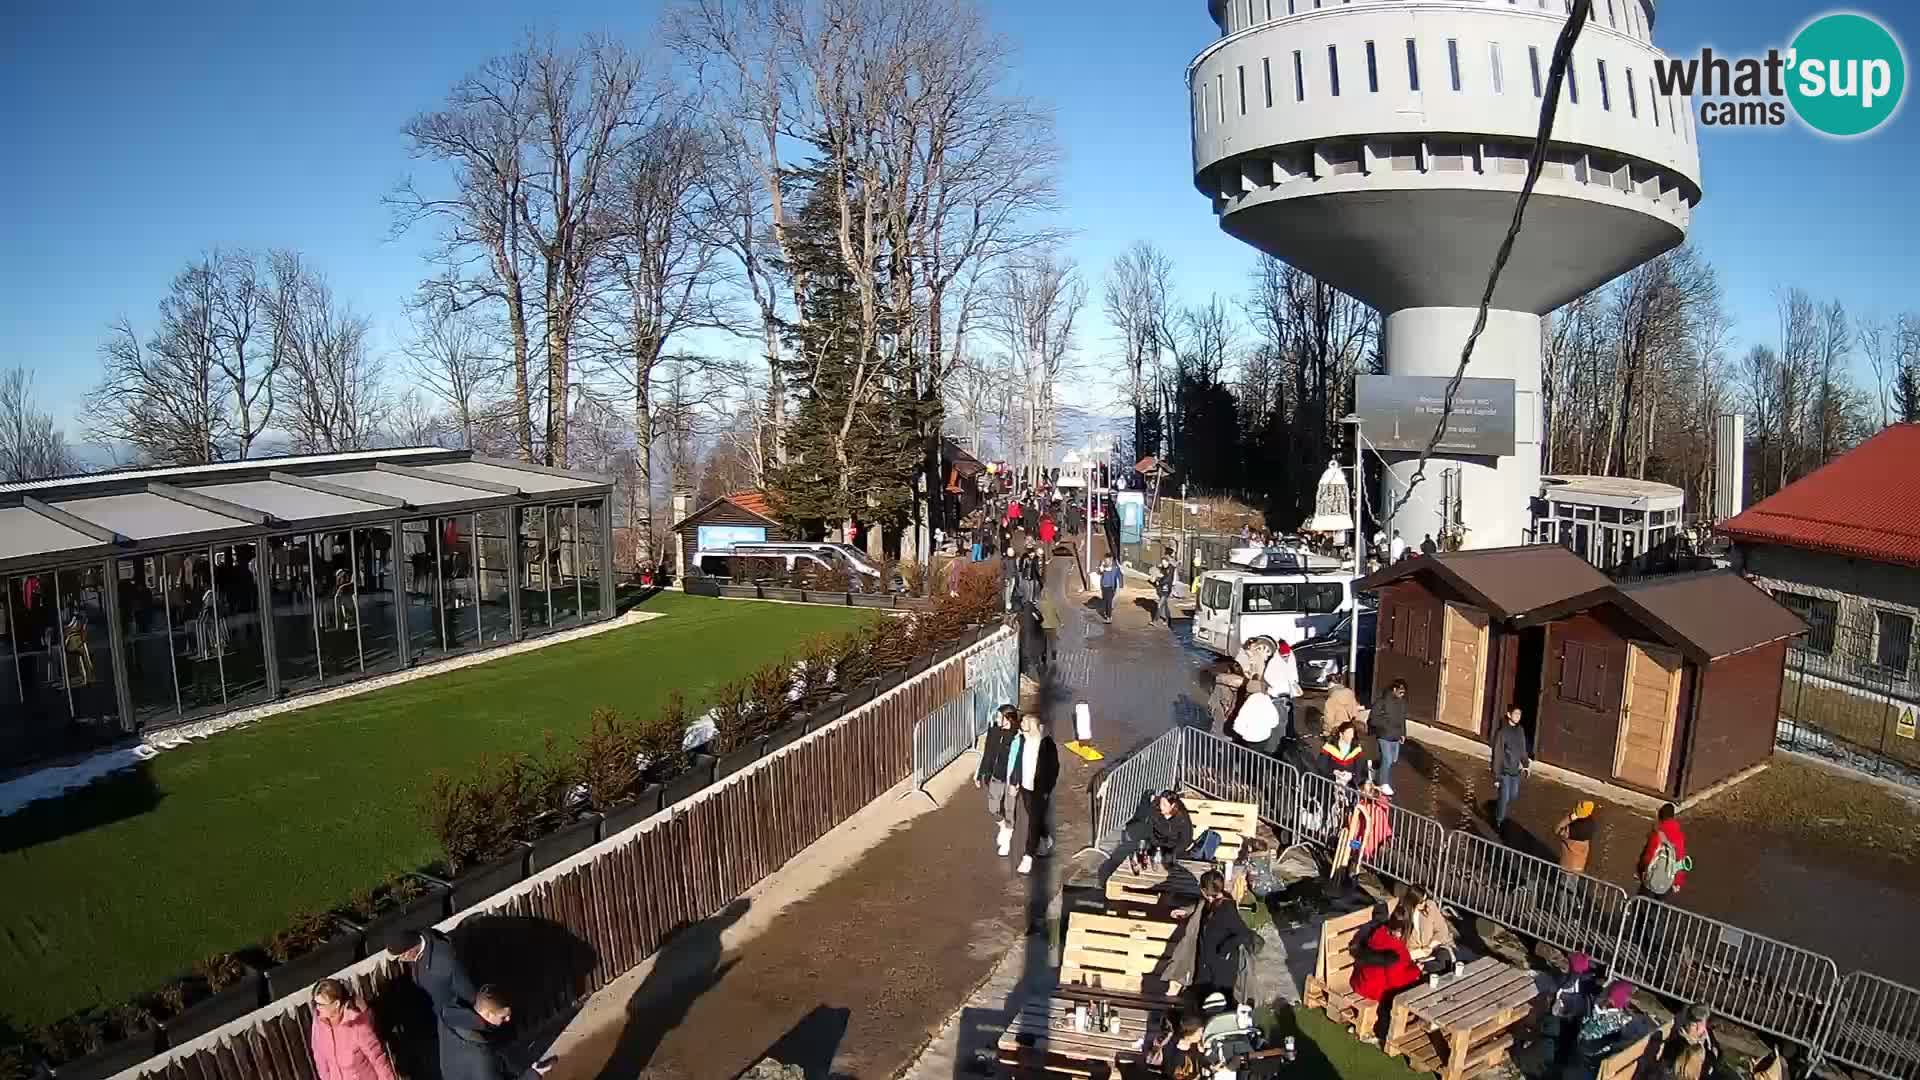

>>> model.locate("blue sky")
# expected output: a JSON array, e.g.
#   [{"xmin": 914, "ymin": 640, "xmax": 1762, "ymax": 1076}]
[{"xmin": 3, "ymin": 0, "xmax": 1916, "ymax": 431}]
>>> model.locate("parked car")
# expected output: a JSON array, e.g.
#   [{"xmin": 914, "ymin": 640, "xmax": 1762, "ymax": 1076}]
[
  {"xmin": 1293, "ymin": 606, "xmax": 1376, "ymax": 698},
  {"xmin": 693, "ymin": 542, "xmax": 890, "ymax": 591},
  {"xmin": 1191, "ymin": 567, "xmax": 1358, "ymax": 657}
]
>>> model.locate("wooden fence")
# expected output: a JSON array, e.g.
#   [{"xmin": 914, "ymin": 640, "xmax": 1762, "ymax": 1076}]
[{"xmin": 113, "ymin": 630, "xmax": 998, "ymax": 1080}]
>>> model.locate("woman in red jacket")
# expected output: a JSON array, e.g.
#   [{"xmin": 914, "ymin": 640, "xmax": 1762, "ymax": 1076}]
[{"xmin": 1351, "ymin": 908, "xmax": 1426, "ymax": 1004}]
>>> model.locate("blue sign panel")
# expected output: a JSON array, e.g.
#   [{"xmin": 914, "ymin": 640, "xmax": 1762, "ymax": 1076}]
[
  {"xmin": 696, "ymin": 525, "xmax": 768, "ymax": 551},
  {"xmin": 1116, "ymin": 493, "xmax": 1146, "ymax": 546}
]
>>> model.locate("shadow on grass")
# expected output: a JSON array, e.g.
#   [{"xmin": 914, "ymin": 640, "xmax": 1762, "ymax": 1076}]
[
  {"xmin": 0, "ymin": 762, "xmax": 162, "ymax": 856},
  {"xmin": 614, "ymin": 584, "xmax": 666, "ymax": 615}
]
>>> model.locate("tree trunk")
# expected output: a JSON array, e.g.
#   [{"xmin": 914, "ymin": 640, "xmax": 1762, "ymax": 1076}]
[
  {"xmin": 633, "ymin": 373, "xmax": 654, "ymax": 567},
  {"xmin": 545, "ymin": 267, "xmax": 569, "ymax": 467},
  {"xmin": 508, "ymin": 294, "xmax": 534, "ymax": 462}
]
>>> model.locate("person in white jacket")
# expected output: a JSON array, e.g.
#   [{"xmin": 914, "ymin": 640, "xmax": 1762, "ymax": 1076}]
[
  {"xmin": 1232, "ymin": 684, "xmax": 1282, "ymax": 754},
  {"xmin": 1262, "ymin": 639, "xmax": 1301, "ymax": 742}
]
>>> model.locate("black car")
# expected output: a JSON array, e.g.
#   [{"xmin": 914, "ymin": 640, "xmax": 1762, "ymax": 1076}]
[{"xmin": 1294, "ymin": 608, "xmax": 1376, "ymax": 697}]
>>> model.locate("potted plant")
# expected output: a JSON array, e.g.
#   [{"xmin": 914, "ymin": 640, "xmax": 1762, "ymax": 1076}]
[
  {"xmin": 157, "ymin": 954, "xmax": 266, "ymax": 1049},
  {"xmin": 38, "ymin": 1006, "xmax": 159, "ymax": 1080},
  {"xmin": 659, "ymin": 757, "xmax": 710, "ymax": 808},
  {"xmin": 262, "ymin": 911, "xmax": 363, "ymax": 1001},
  {"xmin": 707, "ymin": 679, "xmax": 764, "ymax": 782},
  {"xmin": 335, "ymin": 875, "xmax": 450, "ymax": 958},
  {"xmin": 418, "ymin": 762, "xmax": 530, "ymax": 913},
  {"xmin": 522, "ymin": 733, "xmax": 601, "ymax": 874}
]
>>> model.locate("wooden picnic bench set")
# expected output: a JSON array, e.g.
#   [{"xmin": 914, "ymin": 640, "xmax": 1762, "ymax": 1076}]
[
  {"xmin": 995, "ymin": 795, "xmax": 1263, "ymax": 1079},
  {"xmin": 1303, "ymin": 907, "xmax": 1674, "ymax": 1080}
]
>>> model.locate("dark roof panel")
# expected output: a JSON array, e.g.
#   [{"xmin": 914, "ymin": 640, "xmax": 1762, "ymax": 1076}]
[
  {"xmin": 1357, "ymin": 544, "xmax": 1612, "ymax": 619},
  {"xmin": 1621, "ymin": 572, "xmax": 1808, "ymax": 660}
]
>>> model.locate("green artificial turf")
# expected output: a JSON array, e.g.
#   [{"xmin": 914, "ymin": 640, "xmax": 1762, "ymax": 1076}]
[
  {"xmin": 0, "ymin": 593, "xmax": 870, "ymax": 1030},
  {"xmin": 1260, "ymin": 1004, "xmax": 1426, "ymax": 1080}
]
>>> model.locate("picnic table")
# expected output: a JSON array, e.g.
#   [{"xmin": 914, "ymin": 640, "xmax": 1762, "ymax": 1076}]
[
  {"xmin": 1104, "ymin": 858, "xmax": 1210, "ymax": 909},
  {"xmin": 1383, "ymin": 957, "xmax": 1546, "ymax": 1080},
  {"xmin": 997, "ymin": 996, "xmax": 1161, "ymax": 1077}
]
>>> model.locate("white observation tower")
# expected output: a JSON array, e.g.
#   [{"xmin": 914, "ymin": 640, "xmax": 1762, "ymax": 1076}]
[{"xmin": 1188, "ymin": 0, "xmax": 1701, "ymax": 547}]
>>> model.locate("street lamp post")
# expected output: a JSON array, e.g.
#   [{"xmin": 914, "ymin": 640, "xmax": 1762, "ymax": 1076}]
[{"xmin": 1340, "ymin": 414, "xmax": 1364, "ymax": 682}]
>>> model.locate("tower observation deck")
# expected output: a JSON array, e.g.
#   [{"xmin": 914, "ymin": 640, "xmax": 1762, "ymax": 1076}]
[{"xmin": 1190, "ymin": 0, "xmax": 1701, "ymax": 548}]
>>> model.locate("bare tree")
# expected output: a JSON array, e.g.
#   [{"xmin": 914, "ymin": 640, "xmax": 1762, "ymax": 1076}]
[
  {"xmin": 1106, "ymin": 241, "xmax": 1174, "ymax": 454},
  {"xmin": 208, "ymin": 250, "xmax": 279, "ymax": 458},
  {"xmin": 1814, "ymin": 298, "xmax": 1850, "ymax": 464},
  {"xmin": 0, "ymin": 368, "xmax": 74, "ymax": 481},
  {"xmin": 271, "ymin": 254, "xmax": 387, "ymax": 452},
  {"xmin": 1858, "ymin": 314, "xmax": 1894, "ymax": 430},
  {"xmin": 989, "ymin": 250, "xmax": 1084, "ymax": 473},
  {"xmin": 386, "ymin": 389, "xmax": 451, "ymax": 448},
  {"xmin": 404, "ymin": 305, "xmax": 504, "ymax": 449},
  {"xmin": 87, "ymin": 264, "xmax": 226, "ymax": 464}
]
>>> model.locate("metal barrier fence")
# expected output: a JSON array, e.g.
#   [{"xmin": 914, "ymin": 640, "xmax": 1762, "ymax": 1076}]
[
  {"xmin": 909, "ymin": 631, "xmax": 1019, "ymax": 794},
  {"xmin": 1358, "ymin": 790, "xmax": 1450, "ymax": 888},
  {"xmin": 1616, "ymin": 898, "xmax": 1840, "ymax": 1052},
  {"xmin": 1178, "ymin": 728, "xmax": 1298, "ymax": 846},
  {"xmin": 1091, "ymin": 727, "xmax": 1184, "ymax": 854},
  {"xmin": 1822, "ymin": 971, "xmax": 1920, "ymax": 1080},
  {"xmin": 1437, "ymin": 830, "xmax": 1633, "ymax": 964}
]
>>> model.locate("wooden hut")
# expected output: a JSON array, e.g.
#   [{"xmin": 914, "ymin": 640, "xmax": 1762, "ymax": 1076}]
[
  {"xmin": 669, "ymin": 491, "xmax": 786, "ymax": 580},
  {"xmin": 1359, "ymin": 545, "xmax": 1614, "ymax": 738},
  {"xmin": 1360, "ymin": 551, "xmax": 1805, "ymax": 799},
  {"xmin": 1513, "ymin": 571, "xmax": 1807, "ymax": 798}
]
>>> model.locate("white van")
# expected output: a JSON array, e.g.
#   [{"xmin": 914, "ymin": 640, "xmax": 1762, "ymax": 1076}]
[
  {"xmin": 694, "ymin": 542, "xmax": 889, "ymax": 590},
  {"xmin": 1191, "ymin": 568, "xmax": 1356, "ymax": 657}
]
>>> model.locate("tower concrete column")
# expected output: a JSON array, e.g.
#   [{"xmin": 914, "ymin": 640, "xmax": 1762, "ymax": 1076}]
[{"xmin": 1378, "ymin": 307, "xmax": 1543, "ymax": 550}]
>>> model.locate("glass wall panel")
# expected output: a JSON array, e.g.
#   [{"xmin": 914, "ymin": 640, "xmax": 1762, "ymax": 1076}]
[
  {"xmin": 521, "ymin": 506, "xmax": 551, "ymax": 633},
  {"xmin": 0, "ymin": 577, "xmax": 27, "ymax": 764},
  {"xmin": 401, "ymin": 518, "xmax": 444, "ymax": 662},
  {"xmin": 55, "ymin": 564, "xmax": 120, "ymax": 739},
  {"xmin": 551, "ymin": 504, "xmax": 581, "ymax": 629},
  {"xmin": 476, "ymin": 508, "xmax": 514, "ymax": 645},
  {"xmin": 440, "ymin": 515, "xmax": 480, "ymax": 652},
  {"xmin": 5, "ymin": 573, "xmax": 69, "ymax": 764},
  {"xmin": 578, "ymin": 501, "xmax": 604, "ymax": 618},
  {"xmin": 354, "ymin": 525, "xmax": 402, "ymax": 675},
  {"xmin": 213, "ymin": 542, "xmax": 269, "ymax": 706},
  {"xmin": 166, "ymin": 549, "xmax": 226, "ymax": 714},
  {"xmin": 121, "ymin": 554, "xmax": 181, "ymax": 726},
  {"xmin": 268, "ymin": 534, "xmax": 323, "ymax": 692},
  {"xmin": 312, "ymin": 530, "xmax": 362, "ymax": 680}
]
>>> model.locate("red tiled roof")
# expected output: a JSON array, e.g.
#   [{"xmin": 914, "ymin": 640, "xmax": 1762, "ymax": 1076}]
[
  {"xmin": 725, "ymin": 490, "xmax": 774, "ymax": 518},
  {"xmin": 1718, "ymin": 423, "xmax": 1920, "ymax": 568}
]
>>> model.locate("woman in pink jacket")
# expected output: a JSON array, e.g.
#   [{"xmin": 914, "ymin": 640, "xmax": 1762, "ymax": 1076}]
[{"xmin": 309, "ymin": 978, "xmax": 397, "ymax": 1080}]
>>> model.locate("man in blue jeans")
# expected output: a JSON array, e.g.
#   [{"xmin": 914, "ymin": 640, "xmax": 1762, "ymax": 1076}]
[
  {"xmin": 1370, "ymin": 678, "xmax": 1410, "ymax": 795},
  {"xmin": 1491, "ymin": 703, "xmax": 1531, "ymax": 829}
]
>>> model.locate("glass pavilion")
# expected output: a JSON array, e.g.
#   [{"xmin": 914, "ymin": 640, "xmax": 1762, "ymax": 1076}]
[{"xmin": 0, "ymin": 449, "xmax": 615, "ymax": 770}]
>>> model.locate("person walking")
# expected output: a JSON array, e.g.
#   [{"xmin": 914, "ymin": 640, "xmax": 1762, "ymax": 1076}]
[
  {"xmin": 1037, "ymin": 590, "xmax": 1064, "ymax": 668},
  {"xmin": 977, "ymin": 705, "xmax": 1021, "ymax": 856},
  {"xmin": 1098, "ymin": 556, "xmax": 1123, "ymax": 623},
  {"xmin": 1038, "ymin": 513, "xmax": 1057, "ymax": 550},
  {"xmin": 1000, "ymin": 546, "xmax": 1019, "ymax": 612},
  {"xmin": 391, "ymin": 929, "xmax": 477, "ymax": 1016},
  {"xmin": 1556, "ymin": 800, "xmax": 1598, "ymax": 875},
  {"xmin": 1371, "ymin": 678, "xmax": 1409, "ymax": 796},
  {"xmin": 1388, "ymin": 530, "xmax": 1408, "ymax": 563},
  {"xmin": 439, "ymin": 986, "xmax": 557, "ymax": 1080},
  {"xmin": 1011, "ymin": 714, "xmax": 1060, "ymax": 875},
  {"xmin": 1419, "ymin": 533, "xmax": 1439, "ymax": 555},
  {"xmin": 1264, "ymin": 639, "xmax": 1301, "ymax": 739},
  {"xmin": 309, "ymin": 978, "xmax": 398, "ymax": 1080},
  {"xmin": 1322, "ymin": 671, "xmax": 1363, "ymax": 735},
  {"xmin": 1637, "ymin": 802, "xmax": 1690, "ymax": 899},
  {"xmin": 1151, "ymin": 549, "xmax": 1176, "ymax": 625},
  {"xmin": 1491, "ymin": 704, "xmax": 1530, "ymax": 829},
  {"xmin": 1231, "ymin": 682, "xmax": 1282, "ymax": 755}
]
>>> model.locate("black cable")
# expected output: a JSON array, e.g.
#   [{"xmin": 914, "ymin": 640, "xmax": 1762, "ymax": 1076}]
[{"xmin": 1379, "ymin": 0, "xmax": 1595, "ymax": 527}]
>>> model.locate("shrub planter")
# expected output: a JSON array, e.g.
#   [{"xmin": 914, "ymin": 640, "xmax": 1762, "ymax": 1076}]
[
  {"xmin": 443, "ymin": 844, "xmax": 532, "ymax": 913},
  {"xmin": 47, "ymin": 1030, "xmax": 160, "ymax": 1080},
  {"xmin": 341, "ymin": 878, "xmax": 450, "ymax": 958},
  {"xmin": 529, "ymin": 813, "xmax": 604, "ymax": 874},
  {"xmin": 849, "ymin": 592, "xmax": 896, "ymax": 609},
  {"xmin": 662, "ymin": 757, "xmax": 714, "ymax": 809},
  {"xmin": 712, "ymin": 739, "xmax": 764, "ymax": 783},
  {"xmin": 681, "ymin": 577, "xmax": 722, "ymax": 597},
  {"xmin": 598, "ymin": 785, "xmax": 662, "ymax": 839},
  {"xmin": 759, "ymin": 586, "xmax": 805, "ymax": 603},
  {"xmin": 159, "ymin": 971, "xmax": 266, "ymax": 1049},
  {"xmin": 715, "ymin": 584, "xmax": 759, "ymax": 599},
  {"xmin": 875, "ymin": 670, "xmax": 906, "ymax": 696},
  {"xmin": 905, "ymin": 653, "xmax": 934, "ymax": 677},
  {"xmin": 263, "ymin": 925, "xmax": 364, "ymax": 1001},
  {"xmin": 764, "ymin": 722, "xmax": 808, "ymax": 756}
]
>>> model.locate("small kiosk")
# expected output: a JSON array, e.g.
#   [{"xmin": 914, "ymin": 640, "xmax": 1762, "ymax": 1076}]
[{"xmin": 1530, "ymin": 475, "xmax": 1687, "ymax": 577}]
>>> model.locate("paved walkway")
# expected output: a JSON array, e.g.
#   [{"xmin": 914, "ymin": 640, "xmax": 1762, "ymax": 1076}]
[{"xmin": 539, "ymin": 552, "xmax": 1208, "ymax": 1079}]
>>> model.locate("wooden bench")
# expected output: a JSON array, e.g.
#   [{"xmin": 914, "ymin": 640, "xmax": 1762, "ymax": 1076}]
[
  {"xmin": 1060, "ymin": 912, "xmax": 1191, "ymax": 1003},
  {"xmin": 1104, "ymin": 858, "xmax": 1210, "ymax": 915},
  {"xmin": 1181, "ymin": 796, "xmax": 1260, "ymax": 868},
  {"xmin": 996, "ymin": 996, "xmax": 1159, "ymax": 1080},
  {"xmin": 1597, "ymin": 1022, "xmax": 1672, "ymax": 1080},
  {"xmin": 1301, "ymin": 906, "xmax": 1382, "ymax": 1037}
]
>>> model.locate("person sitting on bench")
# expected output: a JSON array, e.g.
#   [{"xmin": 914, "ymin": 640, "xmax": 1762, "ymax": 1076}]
[
  {"xmin": 1127, "ymin": 790, "xmax": 1198, "ymax": 865},
  {"xmin": 1351, "ymin": 906, "xmax": 1426, "ymax": 1006}
]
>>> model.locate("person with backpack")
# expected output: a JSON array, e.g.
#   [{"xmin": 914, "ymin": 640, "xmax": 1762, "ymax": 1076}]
[{"xmin": 1638, "ymin": 802, "xmax": 1691, "ymax": 898}]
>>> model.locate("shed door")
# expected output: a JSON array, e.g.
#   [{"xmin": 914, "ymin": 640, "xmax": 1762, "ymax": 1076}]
[
  {"xmin": 1614, "ymin": 641, "xmax": 1683, "ymax": 791},
  {"xmin": 1435, "ymin": 602, "xmax": 1490, "ymax": 734}
]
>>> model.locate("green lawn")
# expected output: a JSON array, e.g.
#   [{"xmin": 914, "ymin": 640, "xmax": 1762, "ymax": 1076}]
[
  {"xmin": 1260, "ymin": 1004, "xmax": 1425, "ymax": 1080},
  {"xmin": 0, "ymin": 593, "xmax": 871, "ymax": 1029}
]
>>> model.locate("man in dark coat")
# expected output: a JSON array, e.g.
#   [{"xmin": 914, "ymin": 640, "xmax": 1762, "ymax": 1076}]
[
  {"xmin": 439, "ymin": 987, "xmax": 556, "ymax": 1080},
  {"xmin": 1491, "ymin": 704, "xmax": 1531, "ymax": 829},
  {"xmin": 1174, "ymin": 870, "xmax": 1253, "ymax": 999},
  {"xmin": 1010, "ymin": 713, "xmax": 1060, "ymax": 876},
  {"xmin": 977, "ymin": 705, "xmax": 1020, "ymax": 857},
  {"xmin": 1370, "ymin": 678, "xmax": 1411, "ymax": 796},
  {"xmin": 392, "ymin": 929, "xmax": 477, "ymax": 1015}
]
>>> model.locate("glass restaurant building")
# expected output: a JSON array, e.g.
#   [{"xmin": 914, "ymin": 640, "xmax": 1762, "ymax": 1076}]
[{"xmin": 0, "ymin": 449, "xmax": 615, "ymax": 770}]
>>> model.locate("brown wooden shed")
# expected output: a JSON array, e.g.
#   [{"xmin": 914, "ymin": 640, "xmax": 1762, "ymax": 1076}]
[
  {"xmin": 1359, "ymin": 545, "xmax": 1615, "ymax": 740},
  {"xmin": 1514, "ymin": 571, "xmax": 1808, "ymax": 798},
  {"xmin": 670, "ymin": 491, "xmax": 787, "ymax": 581}
]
